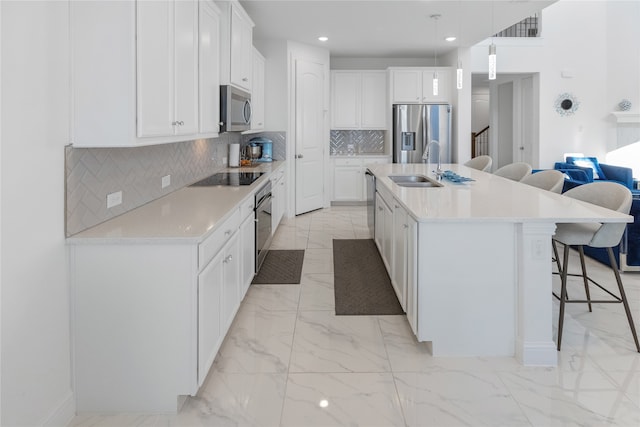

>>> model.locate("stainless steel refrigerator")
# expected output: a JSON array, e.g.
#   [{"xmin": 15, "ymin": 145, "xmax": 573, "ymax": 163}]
[{"xmin": 392, "ymin": 104, "xmax": 452, "ymax": 164}]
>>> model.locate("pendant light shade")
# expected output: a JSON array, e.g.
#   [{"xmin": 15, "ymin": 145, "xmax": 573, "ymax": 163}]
[
  {"xmin": 488, "ymin": 43, "xmax": 497, "ymax": 80},
  {"xmin": 431, "ymin": 14, "xmax": 441, "ymax": 96},
  {"xmin": 456, "ymin": 60, "xmax": 463, "ymax": 90},
  {"xmin": 433, "ymin": 71, "xmax": 439, "ymax": 96}
]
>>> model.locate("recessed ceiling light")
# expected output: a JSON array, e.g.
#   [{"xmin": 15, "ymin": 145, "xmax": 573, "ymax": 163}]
[
  {"xmin": 318, "ymin": 36, "xmax": 328, "ymax": 42},
  {"xmin": 445, "ymin": 36, "xmax": 457, "ymax": 42}
]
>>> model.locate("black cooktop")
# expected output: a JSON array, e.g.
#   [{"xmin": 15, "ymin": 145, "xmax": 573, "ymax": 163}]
[{"xmin": 190, "ymin": 172, "xmax": 264, "ymax": 187}]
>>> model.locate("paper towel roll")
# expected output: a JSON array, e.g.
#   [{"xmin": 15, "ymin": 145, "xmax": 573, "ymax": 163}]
[{"xmin": 229, "ymin": 143, "xmax": 240, "ymax": 167}]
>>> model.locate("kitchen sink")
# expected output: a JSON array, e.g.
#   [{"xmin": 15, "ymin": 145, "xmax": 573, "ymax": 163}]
[{"xmin": 388, "ymin": 175, "xmax": 444, "ymax": 188}]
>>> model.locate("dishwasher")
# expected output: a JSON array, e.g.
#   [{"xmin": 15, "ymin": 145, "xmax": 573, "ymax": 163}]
[
  {"xmin": 254, "ymin": 181, "xmax": 273, "ymax": 272},
  {"xmin": 365, "ymin": 169, "xmax": 376, "ymax": 238}
]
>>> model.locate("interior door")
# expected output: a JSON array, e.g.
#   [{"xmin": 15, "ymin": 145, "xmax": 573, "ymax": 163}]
[
  {"xmin": 518, "ymin": 76, "xmax": 535, "ymax": 165},
  {"xmin": 295, "ymin": 59, "xmax": 325, "ymax": 215}
]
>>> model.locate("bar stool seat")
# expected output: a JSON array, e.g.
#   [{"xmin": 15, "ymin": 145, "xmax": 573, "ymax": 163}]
[
  {"xmin": 553, "ymin": 181, "xmax": 639, "ymax": 352},
  {"xmin": 464, "ymin": 155, "xmax": 492, "ymax": 172}
]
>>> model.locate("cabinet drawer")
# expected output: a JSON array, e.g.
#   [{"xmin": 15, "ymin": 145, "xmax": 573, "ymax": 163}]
[
  {"xmin": 335, "ymin": 158, "xmax": 362, "ymax": 167},
  {"xmin": 198, "ymin": 211, "xmax": 240, "ymax": 270},
  {"xmin": 363, "ymin": 157, "xmax": 390, "ymax": 165}
]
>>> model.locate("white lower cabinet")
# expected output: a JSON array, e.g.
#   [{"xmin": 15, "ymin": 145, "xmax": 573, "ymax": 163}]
[
  {"xmin": 197, "ymin": 247, "xmax": 224, "ymax": 387},
  {"xmin": 391, "ymin": 201, "xmax": 408, "ymax": 310},
  {"xmin": 374, "ymin": 185, "xmax": 417, "ymax": 318},
  {"xmin": 70, "ymin": 203, "xmax": 254, "ymax": 412},
  {"xmin": 271, "ymin": 168, "xmax": 286, "ymax": 234},
  {"xmin": 240, "ymin": 210, "xmax": 256, "ymax": 297},
  {"xmin": 332, "ymin": 157, "xmax": 390, "ymax": 202}
]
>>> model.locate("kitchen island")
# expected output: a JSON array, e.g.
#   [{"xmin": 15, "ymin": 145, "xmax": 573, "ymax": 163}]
[{"xmin": 367, "ymin": 163, "xmax": 632, "ymax": 367}]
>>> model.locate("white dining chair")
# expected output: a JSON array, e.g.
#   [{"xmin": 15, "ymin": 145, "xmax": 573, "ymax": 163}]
[
  {"xmin": 520, "ymin": 170, "xmax": 565, "ymax": 194},
  {"xmin": 464, "ymin": 155, "xmax": 492, "ymax": 172},
  {"xmin": 552, "ymin": 182, "xmax": 639, "ymax": 352},
  {"xmin": 493, "ymin": 162, "xmax": 532, "ymax": 181}
]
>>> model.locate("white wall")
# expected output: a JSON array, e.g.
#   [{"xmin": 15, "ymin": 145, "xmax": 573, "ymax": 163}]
[
  {"xmin": 471, "ymin": 0, "xmax": 636, "ymax": 168},
  {"xmin": 1, "ymin": 2, "xmax": 74, "ymax": 425}
]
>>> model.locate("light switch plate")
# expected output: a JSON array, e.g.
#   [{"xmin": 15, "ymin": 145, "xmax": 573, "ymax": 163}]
[
  {"xmin": 162, "ymin": 175, "xmax": 171, "ymax": 189},
  {"xmin": 106, "ymin": 191, "xmax": 123, "ymax": 209}
]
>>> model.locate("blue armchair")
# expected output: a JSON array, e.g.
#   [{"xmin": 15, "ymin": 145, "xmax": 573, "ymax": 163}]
[{"xmin": 554, "ymin": 156, "xmax": 634, "ymax": 193}]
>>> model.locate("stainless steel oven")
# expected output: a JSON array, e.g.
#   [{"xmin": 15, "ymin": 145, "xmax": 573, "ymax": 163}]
[{"xmin": 255, "ymin": 181, "xmax": 273, "ymax": 272}]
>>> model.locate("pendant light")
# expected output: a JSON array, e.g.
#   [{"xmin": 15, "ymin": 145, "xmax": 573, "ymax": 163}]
[
  {"xmin": 431, "ymin": 14, "xmax": 441, "ymax": 96},
  {"xmin": 488, "ymin": 1, "xmax": 497, "ymax": 80},
  {"xmin": 456, "ymin": 1, "xmax": 463, "ymax": 90}
]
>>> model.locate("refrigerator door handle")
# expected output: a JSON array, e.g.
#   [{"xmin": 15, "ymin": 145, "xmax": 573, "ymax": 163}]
[{"xmin": 422, "ymin": 105, "xmax": 428, "ymax": 162}]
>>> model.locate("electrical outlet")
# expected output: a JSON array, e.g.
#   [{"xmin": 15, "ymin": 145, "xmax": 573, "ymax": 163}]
[
  {"xmin": 223, "ymin": 156, "xmax": 228, "ymax": 165},
  {"xmin": 162, "ymin": 174, "xmax": 171, "ymax": 189},
  {"xmin": 106, "ymin": 191, "xmax": 123, "ymax": 209}
]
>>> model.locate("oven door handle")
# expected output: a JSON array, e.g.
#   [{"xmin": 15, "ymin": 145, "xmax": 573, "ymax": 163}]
[{"xmin": 256, "ymin": 192, "xmax": 272, "ymax": 208}]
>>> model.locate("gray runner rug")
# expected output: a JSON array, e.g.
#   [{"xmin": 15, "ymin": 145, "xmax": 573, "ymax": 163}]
[
  {"xmin": 333, "ymin": 239, "xmax": 403, "ymax": 315},
  {"xmin": 252, "ymin": 250, "xmax": 304, "ymax": 284}
]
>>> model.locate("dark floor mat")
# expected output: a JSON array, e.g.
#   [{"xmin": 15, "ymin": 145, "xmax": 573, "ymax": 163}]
[{"xmin": 251, "ymin": 250, "xmax": 305, "ymax": 284}]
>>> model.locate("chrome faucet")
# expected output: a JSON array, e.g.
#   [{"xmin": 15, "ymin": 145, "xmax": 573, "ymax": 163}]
[{"xmin": 423, "ymin": 140, "xmax": 443, "ymax": 178}]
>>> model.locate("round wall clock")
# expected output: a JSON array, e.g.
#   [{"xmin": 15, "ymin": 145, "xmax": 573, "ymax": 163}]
[{"xmin": 555, "ymin": 93, "xmax": 579, "ymax": 116}]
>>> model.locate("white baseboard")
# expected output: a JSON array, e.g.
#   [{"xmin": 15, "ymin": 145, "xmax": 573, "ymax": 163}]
[
  {"xmin": 42, "ymin": 391, "xmax": 75, "ymax": 427},
  {"xmin": 516, "ymin": 340, "xmax": 557, "ymax": 366}
]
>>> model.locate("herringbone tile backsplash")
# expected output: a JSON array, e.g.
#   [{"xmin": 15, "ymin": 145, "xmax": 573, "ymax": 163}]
[
  {"xmin": 66, "ymin": 132, "xmax": 286, "ymax": 236},
  {"xmin": 330, "ymin": 130, "xmax": 385, "ymax": 155}
]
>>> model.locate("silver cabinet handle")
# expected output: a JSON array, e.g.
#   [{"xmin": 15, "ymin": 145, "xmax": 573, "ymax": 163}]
[
  {"xmin": 296, "ymin": 154, "xmax": 304, "ymax": 159},
  {"xmin": 179, "ymin": 121, "xmax": 184, "ymax": 126},
  {"xmin": 224, "ymin": 254, "xmax": 233, "ymax": 263},
  {"xmin": 172, "ymin": 121, "xmax": 185, "ymax": 126},
  {"xmin": 403, "ymin": 224, "xmax": 409, "ymax": 229},
  {"xmin": 225, "ymin": 229, "xmax": 232, "ymax": 236},
  {"xmin": 242, "ymin": 77, "xmax": 248, "ymax": 82}
]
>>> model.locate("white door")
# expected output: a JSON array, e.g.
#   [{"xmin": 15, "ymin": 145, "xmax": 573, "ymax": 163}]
[
  {"xmin": 518, "ymin": 76, "xmax": 535, "ymax": 165},
  {"xmin": 295, "ymin": 59, "xmax": 326, "ymax": 215}
]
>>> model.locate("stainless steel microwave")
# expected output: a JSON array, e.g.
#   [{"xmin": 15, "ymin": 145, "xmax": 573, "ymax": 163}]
[{"xmin": 220, "ymin": 85, "xmax": 252, "ymax": 132}]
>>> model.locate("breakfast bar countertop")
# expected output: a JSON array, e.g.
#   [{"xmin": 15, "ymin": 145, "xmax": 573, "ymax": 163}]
[
  {"xmin": 66, "ymin": 161, "xmax": 285, "ymax": 244},
  {"xmin": 368, "ymin": 163, "xmax": 633, "ymax": 224}
]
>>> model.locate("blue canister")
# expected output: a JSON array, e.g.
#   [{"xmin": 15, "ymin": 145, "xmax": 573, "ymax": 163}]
[{"xmin": 250, "ymin": 137, "xmax": 273, "ymax": 162}]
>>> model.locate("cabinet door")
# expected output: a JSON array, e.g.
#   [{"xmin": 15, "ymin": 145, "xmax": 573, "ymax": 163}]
[
  {"xmin": 390, "ymin": 69, "xmax": 422, "ymax": 103},
  {"xmin": 392, "ymin": 202, "xmax": 408, "ymax": 310},
  {"xmin": 331, "ymin": 72, "xmax": 360, "ymax": 129},
  {"xmin": 230, "ymin": 4, "xmax": 252, "ymax": 90},
  {"xmin": 333, "ymin": 166, "xmax": 364, "ymax": 201},
  {"xmin": 240, "ymin": 214, "xmax": 255, "ymax": 299},
  {"xmin": 251, "ymin": 49, "xmax": 265, "ymax": 130},
  {"xmin": 174, "ymin": 0, "xmax": 199, "ymax": 135},
  {"xmin": 221, "ymin": 234, "xmax": 240, "ymax": 332},
  {"xmin": 198, "ymin": 250, "xmax": 224, "ymax": 386},
  {"xmin": 360, "ymin": 72, "xmax": 387, "ymax": 129},
  {"xmin": 422, "ymin": 69, "xmax": 450, "ymax": 103},
  {"xmin": 374, "ymin": 193, "xmax": 384, "ymax": 251},
  {"xmin": 406, "ymin": 217, "xmax": 418, "ymax": 335},
  {"xmin": 199, "ymin": 0, "xmax": 221, "ymax": 135},
  {"xmin": 136, "ymin": 1, "xmax": 175, "ymax": 137}
]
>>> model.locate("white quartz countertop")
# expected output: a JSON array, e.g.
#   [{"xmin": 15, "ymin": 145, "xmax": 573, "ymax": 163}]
[
  {"xmin": 67, "ymin": 161, "xmax": 285, "ymax": 244},
  {"xmin": 369, "ymin": 163, "xmax": 633, "ymax": 224}
]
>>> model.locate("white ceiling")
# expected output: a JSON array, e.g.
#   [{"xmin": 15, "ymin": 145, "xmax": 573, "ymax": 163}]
[{"xmin": 240, "ymin": 0, "xmax": 556, "ymax": 58}]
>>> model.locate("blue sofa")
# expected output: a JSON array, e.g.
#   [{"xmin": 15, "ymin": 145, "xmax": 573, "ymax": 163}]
[
  {"xmin": 554, "ymin": 156, "xmax": 634, "ymax": 193},
  {"xmin": 553, "ymin": 157, "xmax": 639, "ymax": 271}
]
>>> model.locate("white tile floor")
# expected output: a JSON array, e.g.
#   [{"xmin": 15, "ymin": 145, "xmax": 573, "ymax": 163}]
[{"xmin": 71, "ymin": 206, "xmax": 640, "ymax": 426}]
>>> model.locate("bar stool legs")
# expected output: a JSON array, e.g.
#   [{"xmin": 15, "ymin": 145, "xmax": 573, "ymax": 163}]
[{"xmin": 555, "ymin": 243, "xmax": 640, "ymax": 353}]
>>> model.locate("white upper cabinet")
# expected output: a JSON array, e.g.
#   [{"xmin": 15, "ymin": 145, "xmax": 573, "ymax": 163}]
[
  {"xmin": 137, "ymin": 0, "xmax": 198, "ymax": 138},
  {"xmin": 218, "ymin": 0, "xmax": 254, "ymax": 92},
  {"xmin": 331, "ymin": 71, "xmax": 386, "ymax": 129},
  {"xmin": 250, "ymin": 48, "xmax": 265, "ymax": 131},
  {"xmin": 199, "ymin": 0, "xmax": 222, "ymax": 136},
  {"xmin": 389, "ymin": 67, "xmax": 451, "ymax": 104},
  {"xmin": 70, "ymin": 0, "xmax": 221, "ymax": 147}
]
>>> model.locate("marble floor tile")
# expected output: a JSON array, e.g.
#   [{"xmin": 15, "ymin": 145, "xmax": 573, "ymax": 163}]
[
  {"xmin": 499, "ymin": 369, "xmax": 640, "ymax": 426},
  {"xmin": 280, "ymin": 372, "xmax": 405, "ymax": 427},
  {"xmin": 298, "ymin": 273, "xmax": 335, "ymax": 311},
  {"xmin": 241, "ymin": 284, "xmax": 301, "ymax": 312},
  {"xmin": 394, "ymin": 371, "xmax": 532, "ymax": 427},
  {"xmin": 180, "ymin": 372, "xmax": 287, "ymax": 427},
  {"xmin": 289, "ymin": 310, "xmax": 391, "ymax": 373},
  {"xmin": 301, "ymin": 248, "xmax": 334, "ymax": 274},
  {"xmin": 213, "ymin": 307, "xmax": 296, "ymax": 373}
]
